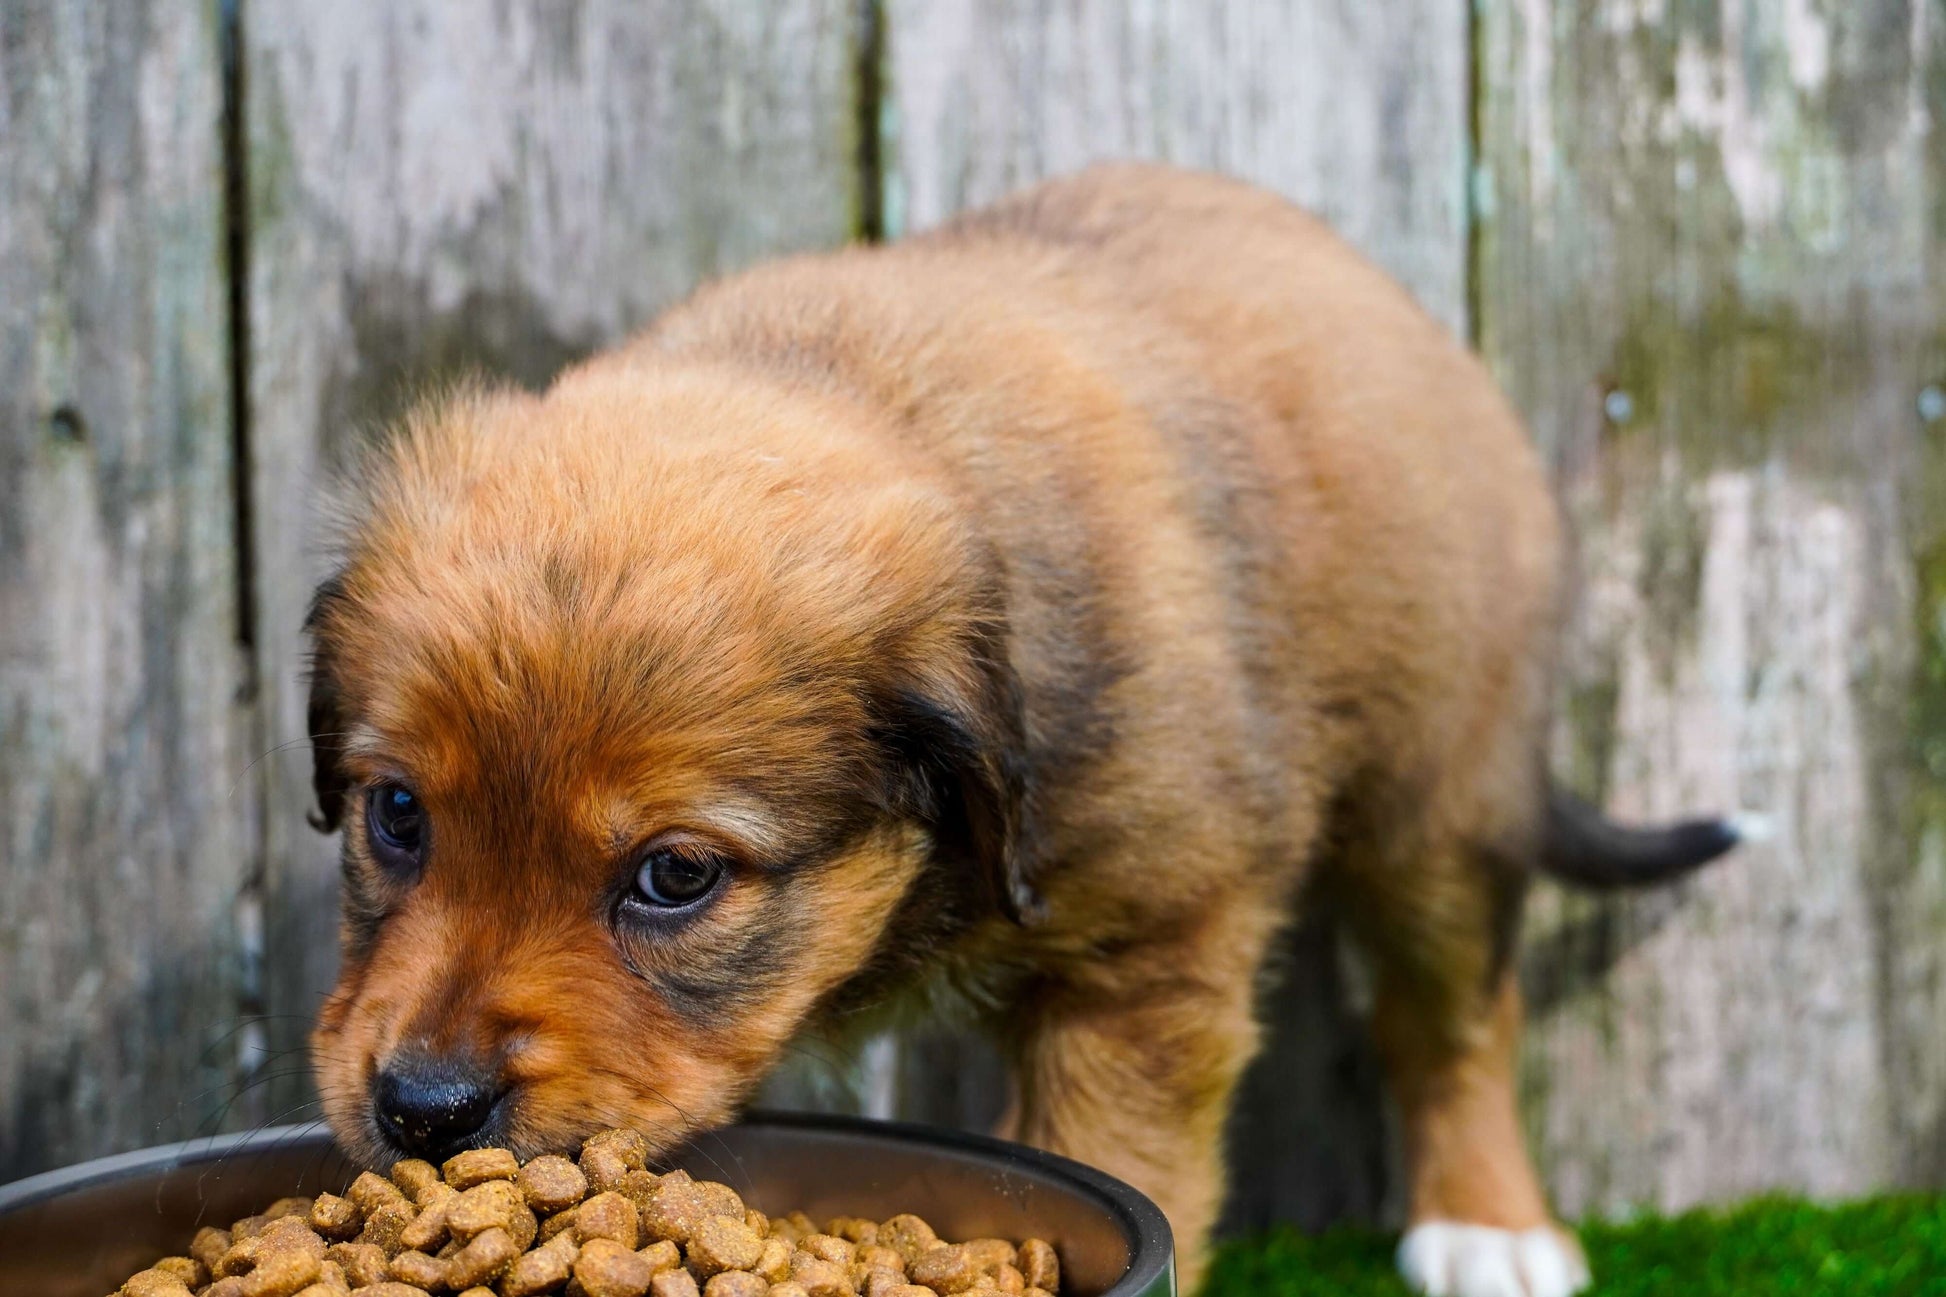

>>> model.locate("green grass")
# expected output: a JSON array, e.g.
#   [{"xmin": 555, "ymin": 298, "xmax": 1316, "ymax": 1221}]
[{"xmin": 1202, "ymin": 1196, "xmax": 1946, "ymax": 1295}]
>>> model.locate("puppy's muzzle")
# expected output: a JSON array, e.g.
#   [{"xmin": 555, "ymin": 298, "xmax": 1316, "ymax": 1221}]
[{"xmin": 373, "ymin": 1051, "xmax": 503, "ymax": 1162}]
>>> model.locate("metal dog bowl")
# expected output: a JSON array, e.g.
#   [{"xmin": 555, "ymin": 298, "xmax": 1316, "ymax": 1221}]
[{"xmin": 0, "ymin": 1111, "xmax": 1174, "ymax": 1297}]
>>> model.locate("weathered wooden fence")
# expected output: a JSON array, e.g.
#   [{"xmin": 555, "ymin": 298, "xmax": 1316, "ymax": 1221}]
[{"xmin": 4, "ymin": 0, "xmax": 1943, "ymax": 1231}]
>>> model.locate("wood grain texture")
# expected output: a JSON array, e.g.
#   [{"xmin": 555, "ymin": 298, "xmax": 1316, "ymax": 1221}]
[
  {"xmin": 881, "ymin": 0, "xmax": 1470, "ymax": 1231},
  {"xmin": 0, "ymin": 0, "xmax": 250, "ymax": 1178},
  {"xmin": 885, "ymin": 0, "xmax": 1471, "ymax": 329},
  {"xmin": 243, "ymin": 0, "xmax": 863, "ymax": 1116},
  {"xmin": 1478, "ymin": 0, "xmax": 1946, "ymax": 1215}
]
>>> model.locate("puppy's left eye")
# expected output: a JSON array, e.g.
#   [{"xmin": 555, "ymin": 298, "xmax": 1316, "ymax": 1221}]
[
  {"xmin": 631, "ymin": 847, "xmax": 725, "ymax": 909},
  {"xmin": 366, "ymin": 781, "xmax": 426, "ymax": 870}
]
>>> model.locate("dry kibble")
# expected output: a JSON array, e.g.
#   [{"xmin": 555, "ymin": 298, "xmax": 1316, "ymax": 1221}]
[
  {"xmin": 347, "ymin": 1171, "xmax": 409, "ymax": 1216},
  {"xmin": 444, "ymin": 1146, "xmax": 521, "ymax": 1188},
  {"xmin": 911, "ymin": 1244, "xmax": 983, "ymax": 1295},
  {"xmin": 447, "ymin": 1226, "xmax": 523, "ymax": 1288},
  {"xmin": 120, "ymin": 1270, "xmax": 191, "ymax": 1297},
  {"xmin": 583, "ymin": 1127, "xmax": 651, "ymax": 1170},
  {"xmin": 876, "ymin": 1218, "xmax": 936, "ymax": 1266},
  {"xmin": 580, "ymin": 1144, "xmax": 633, "ymax": 1195},
  {"xmin": 754, "ymin": 1239, "xmax": 792, "ymax": 1283},
  {"xmin": 447, "ymin": 1179, "xmax": 526, "ymax": 1238},
  {"xmin": 152, "ymin": 1256, "xmax": 207, "ymax": 1286},
  {"xmin": 799, "ymin": 1236, "xmax": 853, "ymax": 1268},
  {"xmin": 575, "ymin": 1190, "xmax": 641, "ymax": 1248},
  {"xmin": 786, "ymin": 1253, "xmax": 852, "ymax": 1297},
  {"xmin": 241, "ymin": 1249, "xmax": 323, "ymax": 1297},
  {"xmin": 1016, "ymin": 1240, "xmax": 1057, "ymax": 1292},
  {"xmin": 387, "ymin": 1250, "xmax": 450, "ymax": 1290},
  {"xmin": 192, "ymin": 1227, "xmax": 234, "ymax": 1270},
  {"xmin": 963, "ymin": 1240, "xmax": 1017, "ymax": 1275},
  {"xmin": 686, "ymin": 1216, "xmax": 766, "ymax": 1277},
  {"xmin": 825, "ymin": 1219, "xmax": 877, "ymax": 1247},
  {"xmin": 311, "ymin": 1193, "xmax": 362, "ymax": 1241},
  {"xmin": 573, "ymin": 1237, "xmax": 656, "ymax": 1297},
  {"xmin": 358, "ymin": 1200, "xmax": 418, "ymax": 1256},
  {"xmin": 107, "ymin": 1131, "xmax": 1059, "ymax": 1297},
  {"xmin": 649, "ymin": 1268, "xmax": 701, "ymax": 1297},
  {"xmin": 398, "ymin": 1196, "xmax": 453, "ymax": 1253},
  {"xmin": 518, "ymin": 1154, "xmax": 589, "ymax": 1214},
  {"xmin": 325, "ymin": 1243, "xmax": 388, "ymax": 1287}
]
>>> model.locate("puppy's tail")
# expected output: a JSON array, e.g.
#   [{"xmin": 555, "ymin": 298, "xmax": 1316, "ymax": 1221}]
[{"xmin": 1538, "ymin": 784, "xmax": 1752, "ymax": 890}]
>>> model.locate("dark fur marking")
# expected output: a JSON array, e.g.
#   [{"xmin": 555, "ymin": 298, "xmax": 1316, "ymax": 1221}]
[{"xmin": 305, "ymin": 572, "xmax": 353, "ymax": 833}]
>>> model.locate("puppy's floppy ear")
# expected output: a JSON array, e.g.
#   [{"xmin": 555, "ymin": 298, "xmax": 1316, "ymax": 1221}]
[
  {"xmin": 304, "ymin": 575, "xmax": 352, "ymax": 833},
  {"xmin": 875, "ymin": 619, "xmax": 1044, "ymax": 926}
]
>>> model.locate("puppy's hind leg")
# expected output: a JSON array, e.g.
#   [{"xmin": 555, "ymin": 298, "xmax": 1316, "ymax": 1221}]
[{"xmin": 1341, "ymin": 800, "xmax": 1588, "ymax": 1297}]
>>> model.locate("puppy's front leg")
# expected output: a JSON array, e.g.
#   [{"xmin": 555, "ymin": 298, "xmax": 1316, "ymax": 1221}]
[{"xmin": 1006, "ymin": 916, "xmax": 1269, "ymax": 1291}]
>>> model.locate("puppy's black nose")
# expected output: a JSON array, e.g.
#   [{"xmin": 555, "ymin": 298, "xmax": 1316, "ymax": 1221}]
[{"xmin": 373, "ymin": 1056, "xmax": 499, "ymax": 1161}]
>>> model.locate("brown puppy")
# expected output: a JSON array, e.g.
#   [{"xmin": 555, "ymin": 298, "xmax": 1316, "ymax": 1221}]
[{"xmin": 305, "ymin": 165, "xmax": 1735, "ymax": 1297}]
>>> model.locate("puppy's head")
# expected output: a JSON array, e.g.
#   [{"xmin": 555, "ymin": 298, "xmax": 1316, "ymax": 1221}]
[{"xmin": 306, "ymin": 371, "xmax": 1034, "ymax": 1166}]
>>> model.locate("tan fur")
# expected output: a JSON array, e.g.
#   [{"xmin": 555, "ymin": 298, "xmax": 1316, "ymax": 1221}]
[{"xmin": 307, "ymin": 165, "xmax": 1568, "ymax": 1286}]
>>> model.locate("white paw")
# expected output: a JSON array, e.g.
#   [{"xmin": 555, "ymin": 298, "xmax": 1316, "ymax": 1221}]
[{"xmin": 1397, "ymin": 1222, "xmax": 1590, "ymax": 1297}]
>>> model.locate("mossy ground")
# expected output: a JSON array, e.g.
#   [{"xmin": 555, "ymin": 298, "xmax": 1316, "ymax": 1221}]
[{"xmin": 1202, "ymin": 1196, "xmax": 1946, "ymax": 1295}]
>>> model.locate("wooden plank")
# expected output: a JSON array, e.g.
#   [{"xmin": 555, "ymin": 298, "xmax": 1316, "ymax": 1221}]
[
  {"xmin": 882, "ymin": 0, "xmax": 1470, "ymax": 1230},
  {"xmin": 886, "ymin": 0, "xmax": 1471, "ymax": 328},
  {"xmin": 242, "ymin": 0, "xmax": 865, "ymax": 1120},
  {"xmin": 0, "ymin": 0, "xmax": 248, "ymax": 1177},
  {"xmin": 1478, "ymin": 0, "xmax": 1946, "ymax": 1214}
]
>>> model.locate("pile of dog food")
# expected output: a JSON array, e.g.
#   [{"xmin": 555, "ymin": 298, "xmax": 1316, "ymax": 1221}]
[{"xmin": 112, "ymin": 1129, "xmax": 1062, "ymax": 1297}]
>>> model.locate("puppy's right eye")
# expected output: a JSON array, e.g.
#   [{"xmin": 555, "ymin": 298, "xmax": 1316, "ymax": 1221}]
[{"xmin": 366, "ymin": 781, "xmax": 426, "ymax": 870}]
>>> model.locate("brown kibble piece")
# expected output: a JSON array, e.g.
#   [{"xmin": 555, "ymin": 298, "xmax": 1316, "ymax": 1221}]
[
  {"xmin": 787, "ymin": 1254, "xmax": 852, "ymax": 1297},
  {"xmin": 152, "ymin": 1256, "xmax": 207, "ymax": 1286},
  {"xmin": 963, "ymin": 1240, "xmax": 1016, "ymax": 1274},
  {"xmin": 580, "ymin": 1144, "xmax": 632, "ymax": 1195},
  {"xmin": 992, "ymin": 1264, "xmax": 1025, "ymax": 1295},
  {"xmin": 686, "ymin": 1215, "xmax": 766, "ymax": 1277},
  {"xmin": 233, "ymin": 1215, "xmax": 275, "ymax": 1241},
  {"xmin": 754, "ymin": 1239, "xmax": 791, "ymax": 1283},
  {"xmin": 882, "ymin": 1289, "xmax": 938, "ymax": 1297},
  {"xmin": 311, "ymin": 1193, "xmax": 362, "ymax": 1241},
  {"xmin": 640, "ymin": 1177, "xmax": 714, "ymax": 1245},
  {"xmin": 771, "ymin": 1213, "xmax": 817, "ymax": 1248},
  {"xmin": 743, "ymin": 1209, "xmax": 770, "ymax": 1238},
  {"xmin": 824, "ymin": 1219, "xmax": 877, "ymax": 1247},
  {"xmin": 456, "ymin": 1290, "xmax": 496, "ymax": 1297},
  {"xmin": 875, "ymin": 1218, "xmax": 935, "ymax": 1266},
  {"xmin": 448, "ymin": 1225, "xmax": 522, "ymax": 1288},
  {"xmin": 388, "ymin": 1160, "xmax": 442, "ymax": 1203},
  {"xmin": 443, "ymin": 1147, "xmax": 520, "ymax": 1188},
  {"xmin": 766, "ymin": 1286, "xmax": 810, "ymax": 1297},
  {"xmin": 358, "ymin": 1200, "xmax": 417, "ymax": 1256},
  {"xmin": 1023, "ymin": 1290, "xmax": 1054, "ymax": 1297},
  {"xmin": 573, "ymin": 1237, "xmax": 655, "ymax": 1297},
  {"xmin": 703, "ymin": 1275, "xmax": 767, "ymax": 1297},
  {"xmin": 911, "ymin": 1244, "xmax": 982, "ymax": 1294},
  {"xmin": 267, "ymin": 1197, "xmax": 316, "ymax": 1222},
  {"xmin": 398, "ymin": 1195, "xmax": 452, "ymax": 1253},
  {"xmin": 386, "ymin": 1250, "xmax": 449, "ymax": 1290},
  {"xmin": 798, "ymin": 1236, "xmax": 853, "ymax": 1268},
  {"xmin": 1016, "ymin": 1240, "xmax": 1057, "ymax": 1292},
  {"xmin": 538, "ymin": 1203, "xmax": 582, "ymax": 1244},
  {"xmin": 575, "ymin": 1190, "xmax": 641, "ymax": 1248},
  {"xmin": 192, "ymin": 1227, "xmax": 234, "ymax": 1270},
  {"xmin": 861, "ymin": 1270, "xmax": 908, "ymax": 1297},
  {"xmin": 855, "ymin": 1247, "xmax": 902, "ymax": 1279},
  {"xmin": 347, "ymin": 1285, "xmax": 431, "ymax": 1297},
  {"xmin": 583, "ymin": 1128, "xmax": 651, "ymax": 1170},
  {"xmin": 695, "ymin": 1183, "xmax": 745, "ymax": 1222},
  {"xmin": 316, "ymin": 1260, "xmax": 351, "ymax": 1293},
  {"xmin": 347, "ymin": 1172, "xmax": 409, "ymax": 1216},
  {"xmin": 202, "ymin": 1280, "xmax": 247, "ymax": 1297},
  {"xmin": 447, "ymin": 1179, "xmax": 525, "ymax": 1239},
  {"xmin": 518, "ymin": 1154, "xmax": 589, "ymax": 1214},
  {"xmin": 638, "ymin": 1238, "xmax": 682, "ymax": 1275},
  {"xmin": 326, "ymin": 1243, "xmax": 388, "ymax": 1287},
  {"xmin": 120, "ymin": 1270, "xmax": 191, "ymax": 1297},
  {"xmin": 240, "ymin": 1248, "xmax": 322, "ymax": 1297},
  {"xmin": 499, "ymin": 1230, "xmax": 581, "ymax": 1297},
  {"xmin": 648, "ymin": 1270, "xmax": 700, "ymax": 1297}
]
